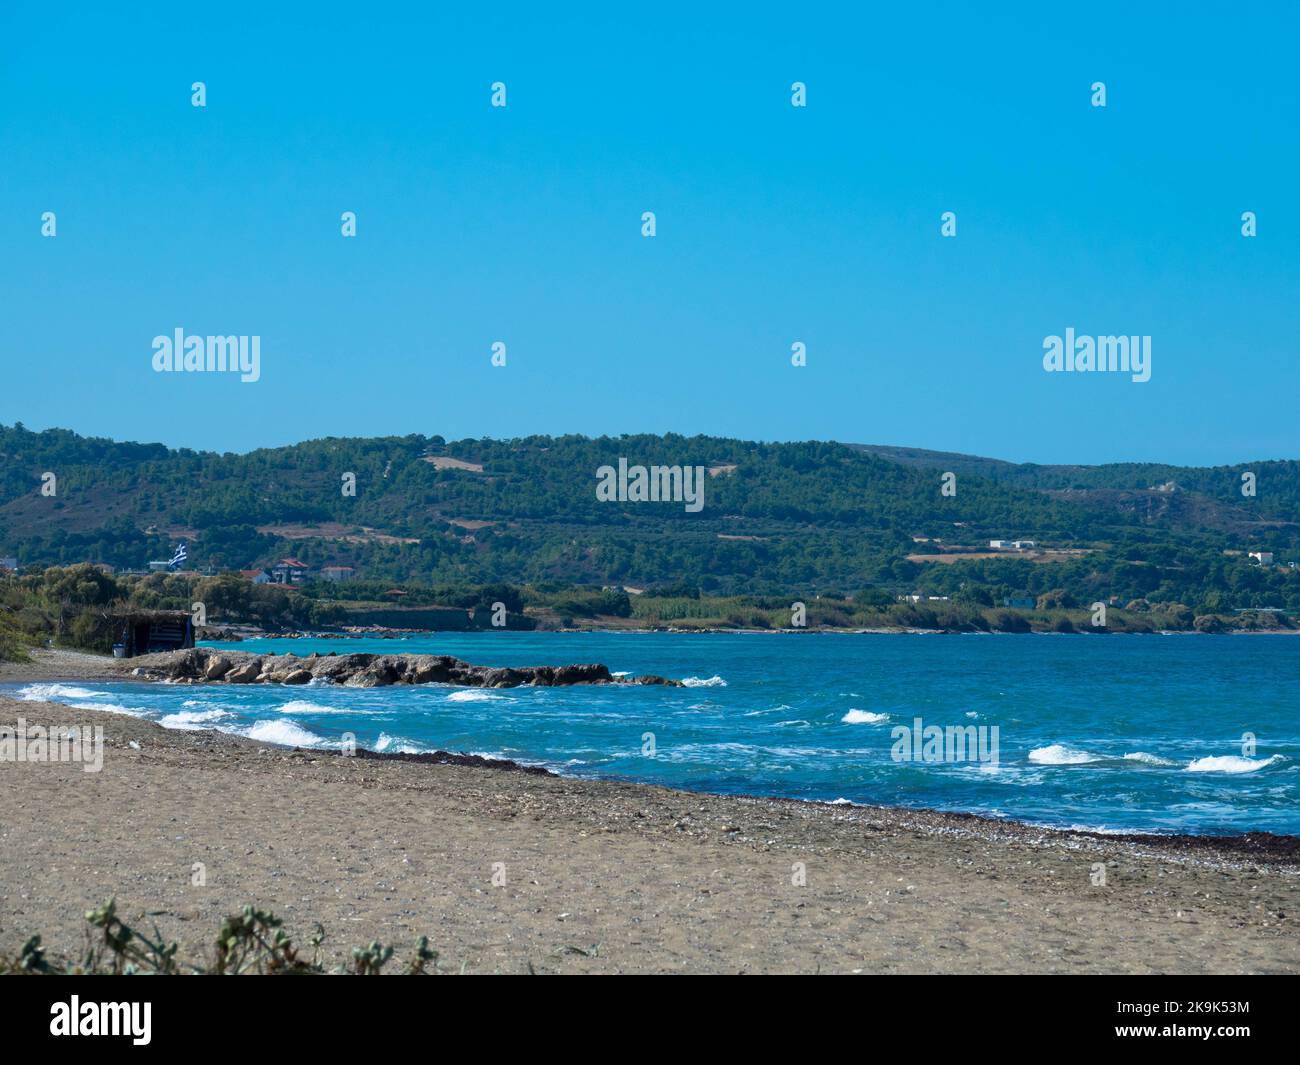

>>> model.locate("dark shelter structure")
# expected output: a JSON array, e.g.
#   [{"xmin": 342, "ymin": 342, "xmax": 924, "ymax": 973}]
[{"xmin": 113, "ymin": 610, "xmax": 195, "ymax": 658}]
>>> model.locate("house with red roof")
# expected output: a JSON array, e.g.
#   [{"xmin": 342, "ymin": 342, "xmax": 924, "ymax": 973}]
[{"xmin": 269, "ymin": 559, "xmax": 311, "ymax": 584}]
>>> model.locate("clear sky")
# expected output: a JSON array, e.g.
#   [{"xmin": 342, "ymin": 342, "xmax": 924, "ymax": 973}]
[{"xmin": 2, "ymin": 2, "xmax": 1296, "ymax": 465}]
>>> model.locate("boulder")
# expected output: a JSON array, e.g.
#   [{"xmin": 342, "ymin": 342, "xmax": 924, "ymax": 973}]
[
  {"xmin": 203, "ymin": 656, "xmax": 233, "ymax": 681},
  {"xmin": 225, "ymin": 660, "xmax": 263, "ymax": 683},
  {"xmin": 406, "ymin": 655, "xmax": 456, "ymax": 684},
  {"xmin": 344, "ymin": 660, "xmax": 400, "ymax": 687}
]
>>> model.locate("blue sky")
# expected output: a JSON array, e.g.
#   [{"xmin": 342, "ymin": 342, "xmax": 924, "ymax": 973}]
[{"xmin": 2, "ymin": 2, "xmax": 1297, "ymax": 465}]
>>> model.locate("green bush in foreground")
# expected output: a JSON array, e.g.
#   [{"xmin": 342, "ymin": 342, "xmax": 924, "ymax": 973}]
[
  {"xmin": 0, "ymin": 611, "xmax": 34, "ymax": 662},
  {"xmin": 1, "ymin": 899, "xmax": 438, "ymax": 976}
]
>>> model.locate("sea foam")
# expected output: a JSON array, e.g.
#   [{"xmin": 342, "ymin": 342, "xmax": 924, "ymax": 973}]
[
  {"xmin": 841, "ymin": 709, "xmax": 889, "ymax": 724},
  {"xmin": 240, "ymin": 719, "xmax": 325, "ymax": 748},
  {"xmin": 375, "ymin": 732, "xmax": 428, "ymax": 754},
  {"xmin": 1123, "ymin": 751, "xmax": 1177, "ymax": 766},
  {"xmin": 68, "ymin": 700, "xmax": 146, "ymax": 718},
  {"xmin": 1184, "ymin": 754, "xmax": 1284, "ymax": 774},
  {"xmin": 447, "ymin": 690, "xmax": 503, "ymax": 703},
  {"xmin": 17, "ymin": 683, "xmax": 105, "ymax": 701},
  {"xmin": 1028, "ymin": 744, "xmax": 1098, "ymax": 765},
  {"xmin": 275, "ymin": 699, "xmax": 355, "ymax": 715},
  {"xmin": 160, "ymin": 708, "xmax": 232, "ymax": 730}
]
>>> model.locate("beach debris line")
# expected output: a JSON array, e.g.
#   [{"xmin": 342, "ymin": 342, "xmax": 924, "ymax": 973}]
[
  {"xmin": 121, "ymin": 647, "xmax": 684, "ymax": 688},
  {"xmin": 347, "ymin": 745, "xmax": 555, "ymax": 776}
]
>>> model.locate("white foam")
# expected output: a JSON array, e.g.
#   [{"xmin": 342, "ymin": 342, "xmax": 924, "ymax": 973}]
[
  {"xmin": 1028, "ymin": 744, "xmax": 1098, "ymax": 765},
  {"xmin": 1123, "ymin": 751, "xmax": 1177, "ymax": 766},
  {"xmin": 160, "ymin": 708, "xmax": 232, "ymax": 730},
  {"xmin": 240, "ymin": 719, "xmax": 326, "ymax": 748},
  {"xmin": 681, "ymin": 675, "xmax": 727, "ymax": 688},
  {"xmin": 16, "ymin": 683, "xmax": 104, "ymax": 701},
  {"xmin": 842, "ymin": 709, "xmax": 889, "ymax": 724},
  {"xmin": 742, "ymin": 703, "xmax": 790, "ymax": 717},
  {"xmin": 275, "ymin": 699, "xmax": 353, "ymax": 715},
  {"xmin": 1184, "ymin": 754, "xmax": 1284, "ymax": 774},
  {"xmin": 375, "ymin": 732, "xmax": 428, "ymax": 754},
  {"xmin": 447, "ymin": 689, "xmax": 503, "ymax": 703},
  {"xmin": 68, "ymin": 700, "xmax": 146, "ymax": 718}
]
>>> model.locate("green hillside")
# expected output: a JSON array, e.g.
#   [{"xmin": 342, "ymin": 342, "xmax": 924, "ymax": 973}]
[{"xmin": 2, "ymin": 423, "xmax": 1298, "ymax": 611}]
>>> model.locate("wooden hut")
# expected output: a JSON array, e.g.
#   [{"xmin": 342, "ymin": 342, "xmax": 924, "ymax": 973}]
[{"xmin": 112, "ymin": 609, "xmax": 196, "ymax": 658}]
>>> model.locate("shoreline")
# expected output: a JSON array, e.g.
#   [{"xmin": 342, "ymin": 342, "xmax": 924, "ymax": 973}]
[
  {"xmin": 216, "ymin": 624, "xmax": 1300, "ymax": 639},
  {"xmin": 350, "ymin": 745, "xmax": 1300, "ymax": 864},
  {"xmin": 2, "ymin": 648, "xmax": 1297, "ymax": 850},
  {"xmin": 2, "ymin": 690, "xmax": 1296, "ymax": 973}
]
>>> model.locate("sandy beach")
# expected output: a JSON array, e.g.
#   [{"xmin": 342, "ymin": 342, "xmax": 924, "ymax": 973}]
[{"xmin": 1, "ymin": 650, "xmax": 1297, "ymax": 974}]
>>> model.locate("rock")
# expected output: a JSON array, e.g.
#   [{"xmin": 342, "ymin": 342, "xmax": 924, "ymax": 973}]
[
  {"xmin": 481, "ymin": 667, "xmax": 525, "ymax": 688},
  {"xmin": 111, "ymin": 646, "xmax": 682, "ymax": 689},
  {"xmin": 225, "ymin": 660, "xmax": 263, "ymax": 684},
  {"xmin": 308, "ymin": 653, "xmax": 371, "ymax": 683},
  {"xmin": 344, "ymin": 659, "xmax": 400, "ymax": 687},
  {"xmin": 553, "ymin": 664, "xmax": 613, "ymax": 685},
  {"xmin": 407, "ymin": 655, "xmax": 455, "ymax": 684},
  {"xmin": 203, "ymin": 656, "xmax": 233, "ymax": 681}
]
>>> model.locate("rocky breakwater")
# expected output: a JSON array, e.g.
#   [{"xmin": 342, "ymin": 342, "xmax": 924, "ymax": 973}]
[{"xmin": 117, "ymin": 648, "xmax": 684, "ymax": 689}]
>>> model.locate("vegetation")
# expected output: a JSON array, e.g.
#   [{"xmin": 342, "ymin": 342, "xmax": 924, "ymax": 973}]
[
  {"xmin": 1, "ymin": 898, "xmax": 438, "ymax": 975},
  {"xmin": 0, "ymin": 564, "xmax": 344, "ymax": 655},
  {"xmin": 2, "ymin": 423, "xmax": 1299, "ymax": 626},
  {"xmin": 4, "ymin": 561, "xmax": 1290, "ymax": 653}
]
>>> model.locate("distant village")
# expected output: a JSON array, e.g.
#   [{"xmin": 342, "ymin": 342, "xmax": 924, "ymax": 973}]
[
  {"xmin": 0, "ymin": 554, "xmax": 356, "ymax": 588},
  {"xmin": 895, "ymin": 534, "xmax": 1297, "ymax": 611},
  {"xmin": 236, "ymin": 559, "xmax": 354, "ymax": 587}
]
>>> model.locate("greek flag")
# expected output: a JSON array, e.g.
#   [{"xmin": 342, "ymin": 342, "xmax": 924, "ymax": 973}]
[{"xmin": 168, "ymin": 542, "xmax": 188, "ymax": 569}]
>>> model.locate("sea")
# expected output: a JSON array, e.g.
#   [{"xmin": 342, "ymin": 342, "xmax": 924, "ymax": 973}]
[{"xmin": 5, "ymin": 631, "xmax": 1298, "ymax": 836}]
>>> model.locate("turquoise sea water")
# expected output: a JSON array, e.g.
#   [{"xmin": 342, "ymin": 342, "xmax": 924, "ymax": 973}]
[{"xmin": 7, "ymin": 632, "xmax": 1299, "ymax": 836}]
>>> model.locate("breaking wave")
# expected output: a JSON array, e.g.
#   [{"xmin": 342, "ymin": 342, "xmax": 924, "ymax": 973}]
[
  {"xmin": 842, "ymin": 709, "xmax": 889, "ymax": 724},
  {"xmin": 1028, "ymin": 744, "xmax": 1098, "ymax": 765}
]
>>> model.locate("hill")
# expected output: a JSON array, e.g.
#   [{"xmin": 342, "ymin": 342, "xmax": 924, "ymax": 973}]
[{"xmin": 2, "ymin": 423, "xmax": 1299, "ymax": 611}]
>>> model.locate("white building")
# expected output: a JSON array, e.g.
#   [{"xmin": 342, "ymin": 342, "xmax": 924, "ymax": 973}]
[
  {"xmin": 1249, "ymin": 551, "xmax": 1274, "ymax": 565},
  {"xmin": 270, "ymin": 559, "xmax": 311, "ymax": 584}
]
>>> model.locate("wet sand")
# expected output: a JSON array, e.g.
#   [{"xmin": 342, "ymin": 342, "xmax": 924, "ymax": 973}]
[{"xmin": 0, "ymin": 650, "xmax": 1297, "ymax": 974}]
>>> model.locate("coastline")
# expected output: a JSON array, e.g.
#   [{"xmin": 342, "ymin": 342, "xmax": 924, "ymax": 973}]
[
  {"xmin": 213, "ymin": 624, "xmax": 1300, "ymax": 640},
  {"xmin": 2, "ymin": 650, "xmax": 1298, "ymax": 974},
  {"xmin": 4, "ymin": 648, "xmax": 1298, "ymax": 849}
]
